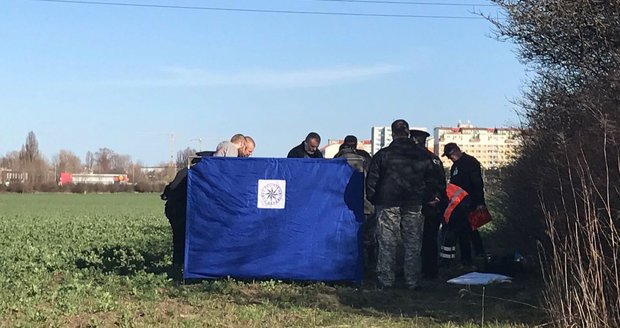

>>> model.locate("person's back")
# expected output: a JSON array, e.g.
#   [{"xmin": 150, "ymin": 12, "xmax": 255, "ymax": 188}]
[
  {"xmin": 356, "ymin": 148, "xmax": 372, "ymax": 164},
  {"xmin": 449, "ymin": 152, "xmax": 484, "ymax": 208},
  {"xmin": 335, "ymin": 147, "xmax": 365, "ymax": 172},
  {"xmin": 336, "ymin": 142, "xmax": 375, "ymax": 277},
  {"xmin": 366, "ymin": 119, "xmax": 438, "ymax": 290},
  {"xmin": 367, "ymin": 138, "xmax": 437, "ymax": 207}
]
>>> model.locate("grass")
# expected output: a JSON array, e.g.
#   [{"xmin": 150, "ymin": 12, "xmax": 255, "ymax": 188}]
[{"xmin": 0, "ymin": 193, "xmax": 546, "ymax": 327}]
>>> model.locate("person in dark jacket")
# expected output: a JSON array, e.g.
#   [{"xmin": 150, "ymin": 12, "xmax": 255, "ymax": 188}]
[
  {"xmin": 161, "ymin": 167, "xmax": 189, "ymax": 274},
  {"xmin": 334, "ymin": 135, "xmax": 371, "ymax": 172},
  {"xmin": 160, "ymin": 151, "xmax": 213, "ymax": 277},
  {"xmin": 287, "ymin": 132, "xmax": 323, "ymax": 158},
  {"xmin": 335, "ymin": 135, "xmax": 375, "ymax": 277},
  {"xmin": 410, "ymin": 129, "xmax": 447, "ymax": 279},
  {"xmin": 366, "ymin": 120, "xmax": 439, "ymax": 290},
  {"xmin": 441, "ymin": 142, "xmax": 486, "ymax": 266}
]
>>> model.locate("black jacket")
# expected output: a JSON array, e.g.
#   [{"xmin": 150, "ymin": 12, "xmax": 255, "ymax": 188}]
[
  {"xmin": 421, "ymin": 147, "xmax": 448, "ymax": 217},
  {"xmin": 424, "ymin": 148, "xmax": 446, "ymax": 191},
  {"xmin": 366, "ymin": 138, "xmax": 439, "ymax": 207},
  {"xmin": 449, "ymin": 152, "xmax": 485, "ymax": 208},
  {"xmin": 287, "ymin": 142, "xmax": 324, "ymax": 158},
  {"xmin": 161, "ymin": 168, "xmax": 188, "ymax": 227}
]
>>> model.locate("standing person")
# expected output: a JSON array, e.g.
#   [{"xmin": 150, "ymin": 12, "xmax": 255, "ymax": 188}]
[
  {"xmin": 366, "ymin": 120, "xmax": 439, "ymax": 290},
  {"xmin": 410, "ymin": 129, "xmax": 447, "ymax": 279},
  {"xmin": 160, "ymin": 152, "xmax": 213, "ymax": 278},
  {"xmin": 240, "ymin": 136, "xmax": 256, "ymax": 157},
  {"xmin": 335, "ymin": 135, "xmax": 375, "ymax": 277},
  {"xmin": 214, "ymin": 134, "xmax": 246, "ymax": 157},
  {"xmin": 344, "ymin": 134, "xmax": 372, "ymax": 163},
  {"xmin": 441, "ymin": 142, "xmax": 486, "ymax": 266},
  {"xmin": 287, "ymin": 132, "xmax": 323, "ymax": 158},
  {"xmin": 334, "ymin": 135, "xmax": 371, "ymax": 172},
  {"xmin": 161, "ymin": 167, "xmax": 188, "ymax": 276}
]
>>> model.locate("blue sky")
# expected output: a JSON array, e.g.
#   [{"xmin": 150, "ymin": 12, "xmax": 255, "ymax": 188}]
[{"xmin": 0, "ymin": 0, "xmax": 527, "ymax": 165}]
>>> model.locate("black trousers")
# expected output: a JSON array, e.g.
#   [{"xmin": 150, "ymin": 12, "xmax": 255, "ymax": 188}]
[
  {"xmin": 171, "ymin": 221, "xmax": 186, "ymax": 267},
  {"xmin": 421, "ymin": 211, "xmax": 441, "ymax": 277},
  {"xmin": 440, "ymin": 203, "xmax": 485, "ymax": 264},
  {"xmin": 363, "ymin": 213, "xmax": 377, "ymax": 279},
  {"xmin": 166, "ymin": 206, "xmax": 186, "ymax": 267}
]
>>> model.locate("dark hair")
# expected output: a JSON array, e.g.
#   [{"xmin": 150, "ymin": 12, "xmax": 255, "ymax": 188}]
[
  {"xmin": 343, "ymin": 135, "xmax": 358, "ymax": 148},
  {"xmin": 305, "ymin": 132, "xmax": 321, "ymax": 143},
  {"xmin": 391, "ymin": 119, "xmax": 410, "ymax": 138}
]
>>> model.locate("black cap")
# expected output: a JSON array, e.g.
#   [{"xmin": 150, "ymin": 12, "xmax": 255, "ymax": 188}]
[
  {"xmin": 442, "ymin": 143, "xmax": 460, "ymax": 157},
  {"xmin": 196, "ymin": 150, "xmax": 215, "ymax": 157},
  {"xmin": 409, "ymin": 129, "xmax": 430, "ymax": 139},
  {"xmin": 409, "ymin": 129, "xmax": 430, "ymax": 144}
]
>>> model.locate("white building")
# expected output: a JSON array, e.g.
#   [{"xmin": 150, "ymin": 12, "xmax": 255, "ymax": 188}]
[{"xmin": 434, "ymin": 122, "xmax": 521, "ymax": 168}]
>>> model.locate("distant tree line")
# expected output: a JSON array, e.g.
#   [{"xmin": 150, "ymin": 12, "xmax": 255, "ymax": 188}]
[
  {"xmin": 489, "ymin": 1, "xmax": 620, "ymax": 326},
  {"xmin": 0, "ymin": 131, "xmax": 197, "ymax": 193}
]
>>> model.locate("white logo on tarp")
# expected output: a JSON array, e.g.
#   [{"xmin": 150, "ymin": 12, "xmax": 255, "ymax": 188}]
[{"xmin": 258, "ymin": 179, "xmax": 286, "ymax": 209}]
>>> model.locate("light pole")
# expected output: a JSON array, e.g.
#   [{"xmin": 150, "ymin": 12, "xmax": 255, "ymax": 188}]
[{"xmin": 190, "ymin": 138, "xmax": 203, "ymax": 151}]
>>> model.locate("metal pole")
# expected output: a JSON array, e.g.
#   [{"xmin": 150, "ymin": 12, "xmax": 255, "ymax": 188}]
[{"xmin": 481, "ymin": 286, "xmax": 486, "ymax": 328}]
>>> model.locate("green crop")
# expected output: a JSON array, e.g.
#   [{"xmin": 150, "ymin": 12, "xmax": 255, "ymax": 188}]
[{"xmin": 0, "ymin": 193, "xmax": 542, "ymax": 327}]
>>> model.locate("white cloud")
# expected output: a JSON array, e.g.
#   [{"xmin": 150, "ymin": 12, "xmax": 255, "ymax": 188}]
[{"xmin": 126, "ymin": 64, "xmax": 405, "ymax": 88}]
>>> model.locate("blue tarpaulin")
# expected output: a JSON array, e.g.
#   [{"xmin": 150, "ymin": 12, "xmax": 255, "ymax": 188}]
[{"xmin": 184, "ymin": 157, "xmax": 364, "ymax": 282}]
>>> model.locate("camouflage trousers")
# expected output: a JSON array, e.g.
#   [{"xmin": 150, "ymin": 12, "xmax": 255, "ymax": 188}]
[{"xmin": 375, "ymin": 205, "xmax": 424, "ymax": 287}]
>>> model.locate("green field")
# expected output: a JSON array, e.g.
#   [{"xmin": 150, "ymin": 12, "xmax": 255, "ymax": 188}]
[{"xmin": 0, "ymin": 193, "xmax": 545, "ymax": 327}]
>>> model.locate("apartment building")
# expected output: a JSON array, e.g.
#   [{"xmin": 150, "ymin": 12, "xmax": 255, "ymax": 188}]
[{"xmin": 433, "ymin": 122, "xmax": 521, "ymax": 168}]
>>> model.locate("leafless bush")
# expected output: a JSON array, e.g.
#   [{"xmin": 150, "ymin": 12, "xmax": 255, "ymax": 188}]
[
  {"xmin": 540, "ymin": 141, "xmax": 620, "ymax": 327},
  {"xmin": 489, "ymin": 1, "xmax": 620, "ymax": 325}
]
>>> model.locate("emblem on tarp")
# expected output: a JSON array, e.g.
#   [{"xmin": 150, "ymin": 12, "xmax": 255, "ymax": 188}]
[{"xmin": 258, "ymin": 179, "xmax": 286, "ymax": 209}]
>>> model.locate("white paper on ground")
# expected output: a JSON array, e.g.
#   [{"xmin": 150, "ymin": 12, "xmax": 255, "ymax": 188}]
[{"xmin": 447, "ymin": 272, "xmax": 513, "ymax": 285}]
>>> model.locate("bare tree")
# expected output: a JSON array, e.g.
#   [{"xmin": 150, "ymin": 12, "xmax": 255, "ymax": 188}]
[
  {"xmin": 18, "ymin": 131, "xmax": 49, "ymax": 185},
  {"xmin": 490, "ymin": 1, "xmax": 620, "ymax": 326},
  {"xmin": 94, "ymin": 148, "xmax": 114, "ymax": 173},
  {"xmin": 176, "ymin": 147, "xmax": 197, "ymax": 169},
  {"xmin": 129, "ymin": 161, "xmax": 147, "ymax": 184},
  {"xmin": 85, "ymin": 151, "xmax": 94, "ymax": 172},
  {"xmin": 20, "ymin": 131, "xmax": 40, "ymax": 163},
  {"xmin": 110, "ymin": 153, "xmax": 132, "ymax": 174},
  {"xmin": 1, "ymin": 151, "xmax": 21, "ymax": 170},
  {"xmin": 52, "ymin": 150, "xmax": 82, "ymax": 174}
]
